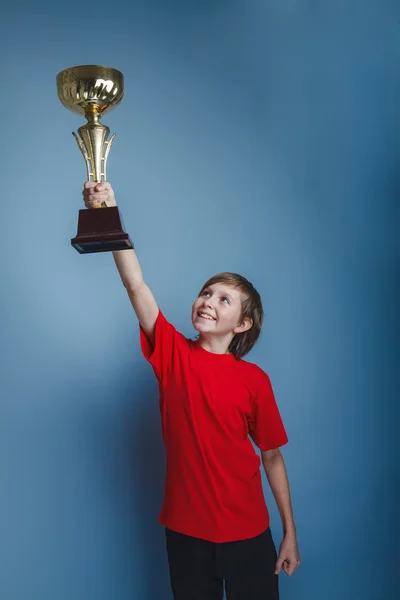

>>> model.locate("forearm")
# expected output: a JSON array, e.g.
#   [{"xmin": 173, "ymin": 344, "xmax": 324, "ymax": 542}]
[
  {"xmin": 112, "ymin": 248, "xmax": 143, "ymax": 289},
  {"xmin": 85, "ymin": 184, "xmax": 143, "ymax": 290},
  {"xmin": 85, "ymin": 183, "xmax": 158, "ymax": 338},
  {"xmin": 112, "ymin": 248, "xmax": 158, "ymax": 342},
  {"xmin": 262, "ymin": 453, "xmax": 297, "ymax": 537}
]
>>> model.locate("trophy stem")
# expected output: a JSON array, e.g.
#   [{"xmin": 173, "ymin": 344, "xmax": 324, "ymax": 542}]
[
  {"xmin": 85, "ymin": 103, "xmax": 101, "ymax": 124},
  {"xmin": 85, "ymin": 106, "xmax": 110, "ymax": 208},
  {"xmin": 73, "ymin": 102, "xmax": 114, "ymax": 204}
]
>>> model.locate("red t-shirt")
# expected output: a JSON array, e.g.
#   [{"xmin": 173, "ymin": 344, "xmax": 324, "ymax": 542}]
[{"xmin": 140, "ymin": 310, "xmax": 288, "ymax": 543}]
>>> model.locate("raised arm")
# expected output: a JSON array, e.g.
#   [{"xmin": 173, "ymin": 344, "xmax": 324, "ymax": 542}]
[{"xmin": 82, "ymin": 181, "xmax": 159, "ymax": 346}]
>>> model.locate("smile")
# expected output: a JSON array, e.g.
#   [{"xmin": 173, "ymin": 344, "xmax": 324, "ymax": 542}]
[{"xmin": 198, "ymin": 311, "xmax": 216, "ymax": 321}]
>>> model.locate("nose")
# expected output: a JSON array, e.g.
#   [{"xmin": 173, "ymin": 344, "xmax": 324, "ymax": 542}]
[{"xmin": 202, "ymin": 297, "xmax": 214, "ymax": 309}]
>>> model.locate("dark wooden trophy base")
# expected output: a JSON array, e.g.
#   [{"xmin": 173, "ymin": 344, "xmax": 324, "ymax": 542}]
[{"xmin": 71, "ymin": 206, "xmax": 134, "ymax": 254}]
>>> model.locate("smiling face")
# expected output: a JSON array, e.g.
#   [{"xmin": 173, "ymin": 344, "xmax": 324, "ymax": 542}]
[{"xmin": 191, "ymin": 282, "xmax": 252, "ymax": 347}]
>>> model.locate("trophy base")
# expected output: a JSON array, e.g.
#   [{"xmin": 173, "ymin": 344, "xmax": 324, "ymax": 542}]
[{"xmin": 71, "ymin": 206, "xmax": 134, "ymax": 254}]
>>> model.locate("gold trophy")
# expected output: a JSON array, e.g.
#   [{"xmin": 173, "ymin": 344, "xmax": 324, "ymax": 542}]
[{"xmin": 57, "ymin": 64, "xmax": 133, "ymax": 253}]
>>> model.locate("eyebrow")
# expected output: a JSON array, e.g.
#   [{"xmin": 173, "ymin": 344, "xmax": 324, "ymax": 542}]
[
  {"xmin": 220, "ymin": 291, "xmax": 233, "ymax": 299},
  {"xmin": 203, "ymin": 287, "xmax": 236, "ymax": 300},
  {"xmin": 210, "ymin": 288, "xmax": 235, "ymax": 300}
]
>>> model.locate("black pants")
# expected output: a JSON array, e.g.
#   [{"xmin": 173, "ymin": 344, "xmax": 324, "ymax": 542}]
[{"xmin": 165, "ymin": 527, "xmax": 279, "ymax": 600}]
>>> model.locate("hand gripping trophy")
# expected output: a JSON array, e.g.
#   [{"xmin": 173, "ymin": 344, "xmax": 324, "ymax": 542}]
[{"xmin": 57, "ymin": 65, "xmax": 133, "ymax": 254}]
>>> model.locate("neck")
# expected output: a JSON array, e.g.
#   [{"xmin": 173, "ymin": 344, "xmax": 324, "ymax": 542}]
[{"xmin": 197, "ymin": 332, "xmax": 234, "ymax": 355}]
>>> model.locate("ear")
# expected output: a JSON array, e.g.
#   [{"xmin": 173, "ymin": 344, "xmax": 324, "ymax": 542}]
[{"xmin": 233, "ymin": 317, "xmax": 253, "ymax": 334}]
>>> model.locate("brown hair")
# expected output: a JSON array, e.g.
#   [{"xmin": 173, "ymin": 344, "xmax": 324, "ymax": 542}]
[{"xmin": 198, "ymin": 272, "xmax": 264, "ymax": 359}]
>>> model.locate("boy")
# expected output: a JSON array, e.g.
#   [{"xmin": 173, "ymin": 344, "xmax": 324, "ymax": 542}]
[{"xmin": 83, "ymin": 181, "xmax": 301, "ymax": 599}]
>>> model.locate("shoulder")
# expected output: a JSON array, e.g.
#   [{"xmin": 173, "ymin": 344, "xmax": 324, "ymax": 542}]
[
  {"xmin": 234, "ymin": 359, "xmax": 272, "ymax": 392},
  {"xmin": 155, "ymin": 310, "xmax": 193, "ymax": 348},
  {"xmin": 237, "ymin": 358, "xmax": 270, "ymax": 380},
  {"xmin": 157, "ymin": 310, "xmax": 185, "ymax": 335}
]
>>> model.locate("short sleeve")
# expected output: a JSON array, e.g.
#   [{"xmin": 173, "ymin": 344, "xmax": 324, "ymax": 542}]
[
  {"xmin": 139, "ymin": 310, "xmax": 181, "ymax": 386},
  {"xmin": 248, "ymin": 369, "xmax": 289, "ymax": 451}
]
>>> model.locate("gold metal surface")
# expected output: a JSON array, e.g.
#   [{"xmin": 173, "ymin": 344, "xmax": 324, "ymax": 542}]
[
  {"xmin": 57, "ymin": 65, "xmax": 124, "ymax": 205},
  {"xmin": 56, "ymin": 65, "xmax": 123, "ymax": 117}
]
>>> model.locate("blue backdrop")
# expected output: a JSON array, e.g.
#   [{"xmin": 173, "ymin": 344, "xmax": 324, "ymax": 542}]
[{"xmin": 1, "ymin": 1, "xmax": 397, "ymax": 599}]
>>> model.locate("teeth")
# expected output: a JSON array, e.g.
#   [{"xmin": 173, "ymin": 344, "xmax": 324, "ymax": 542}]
[{"xmin": 199, "ymin": 312, "xmax": 215, "ymax": 321}]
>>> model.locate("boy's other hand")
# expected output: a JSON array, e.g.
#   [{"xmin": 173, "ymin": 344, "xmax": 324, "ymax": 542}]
[
  {"xmin": 82, "ymin": 181, "xmax": 117, "ymax": 209},
  {"xmin": 275, "ymin": 533, "xmax": 301, "ymax": 577}
]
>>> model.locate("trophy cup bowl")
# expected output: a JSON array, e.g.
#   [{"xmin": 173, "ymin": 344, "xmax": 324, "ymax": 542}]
[
  {"xmin": 57, "ymin": 65, "xmax": 133, "ymax": 254},
  {"xmin": 56, "ymin": 65, "xmax": 124, "ymax": 117}
]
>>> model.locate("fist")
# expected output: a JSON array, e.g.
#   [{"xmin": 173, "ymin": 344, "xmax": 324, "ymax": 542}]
[{"xmin": 82, "ymin": 181, "xmax": 117, "ymax": 208}]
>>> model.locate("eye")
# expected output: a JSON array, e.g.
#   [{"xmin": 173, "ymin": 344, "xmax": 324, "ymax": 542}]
[
  {"xmin": 201, "ymin": 290, "xmax": 210, "ymax": 297},
  {"xmin": 221, "ymin": 297, "xmax": 230, "ymax": 304}
]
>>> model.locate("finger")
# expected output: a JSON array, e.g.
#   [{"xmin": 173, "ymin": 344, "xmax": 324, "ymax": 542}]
[
  {"xmin": 84, "ymin": 181, "xmax": 97, "ymax": 190},
  {"xmin": 275, "ymin": 557, "xmax": 284, "ymax": 575},
  {"xmin": 87, "ymin": 192, "xmax": 108, "ymax": 201},
  {"xmin": 275, "ymin": 554, "xmax": 290, "ymax": 575},
  {"xmin": 85, "ymin": 198, "xmax": 104, "ymax": 208},
  {"xmin": 283, "ymin": 560, "xmax": 295, "ymax": 576},
  {"xmin": 83, "ymin": 186, "xmax": 107, "ymax": 195},
  {"xmin": 95, "ymin": 181, "xmax": 112, "ymax": 192},
  {"xmin": 84, "ymin": 198, "xmax": 107, "ymax": 208},
  {"xmin": 291, "ymin": 559, "xmax": 301, "ymax": 575}
]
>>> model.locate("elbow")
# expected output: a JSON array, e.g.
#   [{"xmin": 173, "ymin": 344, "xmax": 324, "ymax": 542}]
[{"xmin": 124, "ymin": 277, "xmax": 145, "ymax": 294}]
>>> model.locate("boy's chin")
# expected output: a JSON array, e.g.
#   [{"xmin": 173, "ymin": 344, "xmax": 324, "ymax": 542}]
[{"xmin": 192, "ymin": 319, "xmax": 214, "ymax": 333}]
